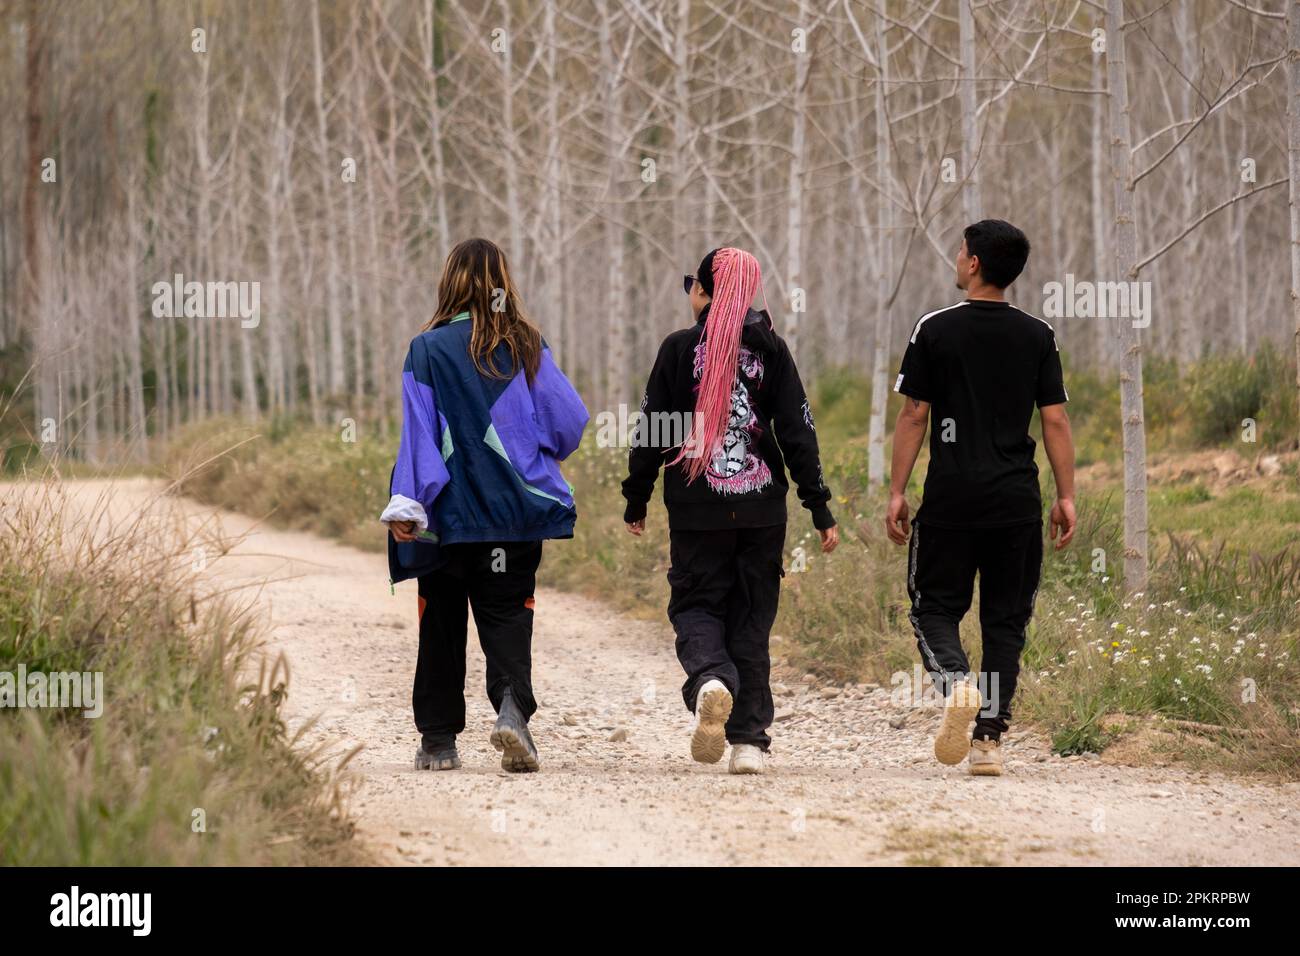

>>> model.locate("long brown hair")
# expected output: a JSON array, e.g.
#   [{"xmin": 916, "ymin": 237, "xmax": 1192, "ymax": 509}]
[{"xmin": 424, "ymin": 238, "xmax": 543, "ymax": 383}]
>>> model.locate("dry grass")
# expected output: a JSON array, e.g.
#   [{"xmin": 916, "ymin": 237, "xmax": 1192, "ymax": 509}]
[
  {"xmin": 0, "ymin": 467, "xmax": 366, "ymax": 865},
  {"xmin": 163, "ymin": 419, "xmax": 391, "ymax": 553},
  {"xmin": 883, "ymin": 825, "xmax": 1003, "ymax": 867}
]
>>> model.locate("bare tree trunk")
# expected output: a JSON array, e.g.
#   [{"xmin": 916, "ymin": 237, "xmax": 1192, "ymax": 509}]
[
  {"xmin": 344, "ymin": 156, "xmax": 365, "ymax": 414},
  {"xmin": 600, "ymin": 4, "xmax": 627, "ymax": 409},
  {"xmin": 1091, "ymin": 51, "xmax": 1111, "ymax": 369},
  {"xmin": 785, "ymin": 0, "xmax": 810, "ymax": 361},
  {"xmin": 844, "ymin": 81, "xmax": 871, "ymax": 368},
  {"xmin": 1232, "ymin": 122, "xmax": 1250, "ymax": 353},
  {"xmin": 264, "ymin": 63, "xmax": 290, "ymax": 416},
  {"xmin": 1289, "ymin": 0, "xmax": 1300, "ymax": 448},
  {"xmin": 1106, "ymin": 0, "xmax": 1149, "ymax": 593},
  {"xmin": 124, "ymin": 183, "xmax": 147, "ymax": 448},
  {"xmin": 310, "ymin": 0, "xmax": 345, "ymax": 402},
  {"xmin": 360, "ymin": 110, "xmax": 389, "ymax": 428},
  {"xmin": 23, "ymin": 0, "xmax": 53, "ymax": 433},
  {"xmin": 1048, "ymin": 132, "xmax": 1063, "ymax": 296},
  {"xmin": 540, "ymin": 0, "xmax": 566, "ymax": 359},
  {"xmin": 1174, "ymin": 0, "xmax": 1200, "ymax": 365},
  {"xmin": 227, "ymin": 155, "xmax": 258, "ymax": 421},
  {"xmin": 867, "ymin": 3, "xmax": 892, "ymax": 487},
  {"xmin": 499, "ymin": 0, "xmax": 524, "ymax": 269},
  {"xmin": 192, "ymin": 47, "xmax": 213, "ymax": 420},
  {"xmin": 671, "ymin": 0, "xmax": 691, "ymax": 331},
  {"xmin": 422, "ymin": 0, "xmax": 450, "ymax": 251},
  {"xmin": 958, "ymin": 0, "xmax": 980, "ymax": 222}
]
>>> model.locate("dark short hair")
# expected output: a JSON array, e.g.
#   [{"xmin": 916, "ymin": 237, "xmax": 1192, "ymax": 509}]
[{"xmin": 962, "ymin": 220, "xmax": 1030, "ymax": 288}]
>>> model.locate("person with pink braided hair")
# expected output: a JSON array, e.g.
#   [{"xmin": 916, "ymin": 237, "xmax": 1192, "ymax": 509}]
[{"xmin": 623, "ymin": 248, "xmax": 838, "ymax": 774}]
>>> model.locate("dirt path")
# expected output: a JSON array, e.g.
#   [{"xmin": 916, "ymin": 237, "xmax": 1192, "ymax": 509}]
[{"xmin": 65, "ymin": 479, "xmax": 1300, "ymax": 865}]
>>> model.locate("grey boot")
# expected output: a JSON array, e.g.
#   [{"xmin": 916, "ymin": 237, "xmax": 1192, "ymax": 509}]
[
  {"xmin": 415, "ymin": 733, "xmax": 461, "ymax": 771},
  {"xmin": 489, "ymin": 688, "xmax": 539, "ymax": 773}
]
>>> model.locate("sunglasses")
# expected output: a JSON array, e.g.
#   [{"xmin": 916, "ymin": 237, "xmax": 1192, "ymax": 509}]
[{"xmin": 683, "ymin": 274, "xmax": 696, "ymax": 295}]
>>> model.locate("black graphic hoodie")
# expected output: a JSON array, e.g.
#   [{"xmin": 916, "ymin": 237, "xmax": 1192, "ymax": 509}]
[{"xmin": 622, "ymin": 307, "xmax": 835, "ymax": 532}]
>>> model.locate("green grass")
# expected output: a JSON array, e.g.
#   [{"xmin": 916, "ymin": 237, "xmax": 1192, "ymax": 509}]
[{"xmin": 1148, "ymin": 484, "xmax": 1300, "ymax": 555}]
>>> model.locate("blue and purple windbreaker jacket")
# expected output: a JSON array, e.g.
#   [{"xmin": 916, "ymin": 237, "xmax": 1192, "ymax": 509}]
[{"xmin": 383, "ymin": 312, "xmax": 589, "ymax": 583}]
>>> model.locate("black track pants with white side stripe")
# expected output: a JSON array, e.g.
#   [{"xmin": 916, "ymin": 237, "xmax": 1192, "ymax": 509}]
[{"xmin": 906, "ymin": 519, "xmax": 1042, "ymax": 740}]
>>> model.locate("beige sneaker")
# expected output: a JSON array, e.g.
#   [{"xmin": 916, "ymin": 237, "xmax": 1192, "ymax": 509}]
[
  {"xmin": 690, "ymin": 679, "xmax": 733, "ymax": 764},
  {"xmin": 933, "ymin": 681, "xmax": 983, "ymax": 765},
  {"xmin": 728, "ymin": 743, "xmax": 764, "ymax": 775},
  {"xmin": 969, "ymin": 737, "xmax": 1003, "ymax": 776}
]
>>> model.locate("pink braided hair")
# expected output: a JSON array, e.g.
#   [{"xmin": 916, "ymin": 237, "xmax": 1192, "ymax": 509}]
[{"xmin": 672, "ymin": 247, "xmax": 764, "ymax": 483}]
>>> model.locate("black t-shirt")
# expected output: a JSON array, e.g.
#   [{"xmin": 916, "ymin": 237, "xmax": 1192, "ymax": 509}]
[{"xmin": 893, "ymin": 299, "xmax": 1068, "ymax": 528}]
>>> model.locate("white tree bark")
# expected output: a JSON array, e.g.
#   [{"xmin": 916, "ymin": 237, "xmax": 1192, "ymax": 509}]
[
  {"xmin": 1106, "ymin": 0, "xmax": 1149, "ymax": 593},
  {"xmin": 785, "ymin": 0, "xmax": 811, "ymax": 361},
  {"xmin": 1091, "ymin": 51, "xmax": 1111, "ymax": 368},
  {"xmin": 1289, "ymin": 0, "xmax": 1300, "ymax": 448},
  {"xmin": 958, "ymin": 0, "xmax": 980, "ymax": 223},
  {"xmin": 421, "ymin": 0, "xmax": 450, "ymax": 252},
  {"xmin": 867, "ymin": 3, "xmax": 893, "ymax": 487},
  {"xmin": 310, "ymin": 0, "xmax": 345, "ymax": 402},
  {"xmin": 600, "ymin": 3, "xmax": 627, "ymax": 409}
]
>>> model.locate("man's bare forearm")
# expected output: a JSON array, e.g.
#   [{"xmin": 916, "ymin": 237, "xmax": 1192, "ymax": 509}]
[
  {"xmin": 1042, "ymin": 413, "xmax": 1075, "ymax": 499},
  {"xmin": 889, "ymin": 403, "xmax": 928, "ymax": 496}
]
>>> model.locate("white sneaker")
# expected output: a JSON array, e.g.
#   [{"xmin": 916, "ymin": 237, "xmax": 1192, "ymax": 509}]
[
  {"xmin": 729, "ymin": 743, "xmax": 764, "ymax": 775},
  {"xmin": 690, "ymin": 679, "xmax": 733, "ymax": 764}
]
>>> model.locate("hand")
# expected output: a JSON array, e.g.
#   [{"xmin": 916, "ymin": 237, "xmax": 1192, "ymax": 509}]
[
  {"xmin": 819, "ymin": 525, "xmax": 839, "ymax": 554},
  {"xmin": 884, "ymin": 493, "xmax": 911, "ymax": 546},
  {"xmin": 389, "ymin": 520, "xmax": 420, "ymax": 543},
  {"xmin": 626, "ymin": 519, "xmax": 645, "ymax": 537},
  {"xmin": 1050, "ymin": 498, "xmax": 1077, "ymax": 550}
]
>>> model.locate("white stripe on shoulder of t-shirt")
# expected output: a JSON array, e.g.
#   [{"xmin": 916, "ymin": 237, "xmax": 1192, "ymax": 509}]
[{"xmin": 909, "ymin": 302, "xmax": 966, "ymax": 343}]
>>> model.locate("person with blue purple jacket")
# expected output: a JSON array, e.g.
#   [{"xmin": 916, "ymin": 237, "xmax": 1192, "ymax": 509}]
[{"xmin": 381, "ymin": 238, "xmax": 589, "ymax": 774}]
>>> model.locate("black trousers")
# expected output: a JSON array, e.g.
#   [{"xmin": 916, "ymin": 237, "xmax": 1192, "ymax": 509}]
[
  {"xmin": 666, "ymin": 523, "xmax": 785, "ymax": 751},
  {"xmin": 413, "ymin": 540, "xmax": 542, "ymax": 739},
  {"xmin": 906, "ymin": 519, "xmax": 1042, "ymax": 740}
]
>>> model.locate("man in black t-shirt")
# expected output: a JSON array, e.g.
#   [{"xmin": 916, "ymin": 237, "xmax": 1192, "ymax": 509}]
[{"xmin": 887, "ymin": 219, "xmax": 1076, "ymax": 777}]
